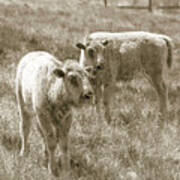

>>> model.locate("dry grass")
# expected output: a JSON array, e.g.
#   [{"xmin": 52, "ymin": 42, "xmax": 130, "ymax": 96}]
[{"xmin": 0, "ymin": 0, "xmax": 180, "ymax": 179}]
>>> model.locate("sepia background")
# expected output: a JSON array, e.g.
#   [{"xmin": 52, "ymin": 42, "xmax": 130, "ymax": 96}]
[{"xmin": 0, "ymin": 0, "xmax": 180, "ymax": 179}]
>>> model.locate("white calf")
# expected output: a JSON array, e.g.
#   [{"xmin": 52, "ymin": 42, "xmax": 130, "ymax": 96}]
[
  {"xmin": 77, "ymin": 31, "xmax": 173, "ymax": 123},
  {"xmin": 16, "ymin": 51, "xmax": 93, "ymax": 176}
]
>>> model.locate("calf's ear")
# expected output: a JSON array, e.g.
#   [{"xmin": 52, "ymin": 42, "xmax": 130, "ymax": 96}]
[
  {"xmin": 76, "ymin": 43, "xmax": 86, "ymax": 50},
  {"xmin": 53, "ymin": 68, "xmax": 65, "ymax": 78}
]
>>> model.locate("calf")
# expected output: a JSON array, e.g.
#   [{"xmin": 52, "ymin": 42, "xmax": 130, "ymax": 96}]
[
  {"xmin": 16, "ymin": 51, "xmax": 94, "ymax": 176},
  {"xmin": 77, "ymin": 31, "xmax": 173, "ymax": 123}
]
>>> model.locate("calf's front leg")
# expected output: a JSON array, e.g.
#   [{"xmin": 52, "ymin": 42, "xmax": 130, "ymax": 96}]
[{"xmin": 36, "ymin": 112, "xmax": 58, "ymax": 177}]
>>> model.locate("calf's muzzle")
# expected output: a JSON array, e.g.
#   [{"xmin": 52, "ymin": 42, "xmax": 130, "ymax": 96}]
[
  {"xmin": 96, "ymin": 62, "xmax": 104, "ymax": 70},
  {"xmin": 82, "ymin": 90, "xmax": 93, "ymax": 100}
]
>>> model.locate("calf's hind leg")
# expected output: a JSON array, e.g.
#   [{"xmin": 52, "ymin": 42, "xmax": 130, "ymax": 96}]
[
  {"xmin": 19, "ymin": 106, "xmax": 31, "ymax": 156},
  {"xmin": 146, "ymin": 72, "xmax": 168, "ymax": 119},
  {"xmin": 16, "ymin": 79, "xmax": 32, "ymax": 156},
  {"xmin": 152, "ymin": 76, "xmax": 168, "ymax": 118},
  {"xmin": 37, "ymin": 123, "xmax": 49, "ymax": 168}
]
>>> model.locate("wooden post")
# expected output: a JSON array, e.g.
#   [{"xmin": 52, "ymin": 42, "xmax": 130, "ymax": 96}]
[
  {"xmin": 148, "ymin": 0, "xmax": 152, "ymax": 12},
  {"xmin": 132, "ymin": 0, "xmax": 138, "ymax": 5},
  {"xmin": 104, "ymin": 0, "xmax": 107, "ymax": 7}
]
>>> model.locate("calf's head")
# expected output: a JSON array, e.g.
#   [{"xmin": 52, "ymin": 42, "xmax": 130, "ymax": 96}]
[
  {"xmin": 53, "ymin": 60, "xmax": 94, "ymax": 106},
  {"xmin": 76, "ymin": 39, "xmax": 108, "ymax": 71}
]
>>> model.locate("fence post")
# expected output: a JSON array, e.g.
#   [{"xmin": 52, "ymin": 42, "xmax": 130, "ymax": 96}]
[
  {"xmin": 104, "ymin": 0, "xmax": 107, "ymax": 7},
  {"xmin": 148, "ymin": 0, "xmax": 152, "ymax": 12}
]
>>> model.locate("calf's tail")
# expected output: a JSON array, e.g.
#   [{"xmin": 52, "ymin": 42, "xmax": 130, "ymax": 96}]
[{"xmin": 161, "ymin": 35, "xmax": 173, "ymax": 68}]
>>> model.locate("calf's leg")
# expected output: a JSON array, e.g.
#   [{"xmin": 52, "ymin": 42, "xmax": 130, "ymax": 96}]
[
  {"xmin": 103, "ymin": 84, "xmax": 114, "ymax": 124},
  {"xmin": 37, "ymin": 123, "xmax": 49, "ymax": 167},
  {"xmin": 145, "ymin": 71, "xmax": 168, "ymax": 119},
  {"xmin": 151, "ymin": 75, "xmax": 168, "ymax": 118},
  {"xmin": 57, "ymin": 114, "xmax": 72, "ymax": 171},
  {"xmin": 36, "ymin": 112, "xmax": 58, "ymax": 177},
  {"xmin": 19, "ymin": 107, "xmax": 31, "ymax": 156}
]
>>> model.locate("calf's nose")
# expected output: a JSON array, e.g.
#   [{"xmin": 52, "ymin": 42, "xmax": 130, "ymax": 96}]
[
  {"xmin": 96, "ymin": 62, "xmax": 104, "ymax": 70},
  {"xmin": 83, "ymin": 91, "xmax": 93, "ymax": 100}
]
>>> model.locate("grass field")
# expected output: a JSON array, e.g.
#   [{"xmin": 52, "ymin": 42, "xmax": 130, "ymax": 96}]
[{"xmin": 0, "ymin": 0, "xmax": 180, "ymax": 179}]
